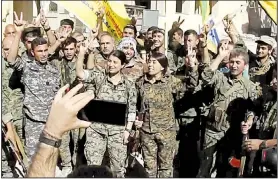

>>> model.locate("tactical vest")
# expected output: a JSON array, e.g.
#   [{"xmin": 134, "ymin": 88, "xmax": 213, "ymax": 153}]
[{"xmin": 207, "ymin": 77, "xmax": 255, "ymax": 132}]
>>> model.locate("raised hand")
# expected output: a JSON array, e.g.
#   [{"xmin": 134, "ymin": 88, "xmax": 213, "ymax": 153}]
[
  {"xmin": 56, "ymin": 28, "xmax": 71, "ymax": 42},
  {"xmin": 13, "ymin": 11, "xmax": 26, "ymax": 32},
  {"xmin": 130, "ymin": 15, "xmax": 137, "ymax": 26},
  {"xmin": 96, "ymin": 6, "xmax": 105, "ymax": 19},
  {"xmin": 218, "ymin": 43, "xmax": 230, "ymax": 59},
  {"xmin": 172, "ymin": 16, "xmax": 185, "ymax": 29},
  {"xmin": 40, "ymin": 8, "xmax": 50, "ymax": 29},
  {"xmin": 185, "ymin": 46, "xmax": 197, "ymax": 67}
]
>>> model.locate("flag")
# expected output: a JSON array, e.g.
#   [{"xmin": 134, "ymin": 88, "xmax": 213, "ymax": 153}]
[
  {"xmin": 258, "ymin": 1, "xmax": 277, "ymax": 24},
  {"xmin": 199, "ymin": 0, "xmax": 210, "ymax": 24},
  {"xmin": 52, "ymin": 1, "xmax": 131, "ymax": 41}
]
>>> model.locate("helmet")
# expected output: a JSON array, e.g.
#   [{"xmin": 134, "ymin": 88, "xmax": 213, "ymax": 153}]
[{"xmin": 261, "ymin": 147, "xmax": 277, "ymax": 172}]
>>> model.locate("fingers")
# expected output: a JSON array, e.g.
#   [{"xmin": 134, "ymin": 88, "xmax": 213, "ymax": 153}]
[
  {"xmin": 20, "ymin": 12, "xmax": 23, "ymax": 21},
  {"xmin": 68, "ymin": 92, "xmax": 91, "ymax": 106},
  {"xmin": 179, "ymin": 19, "xmax": 185, "ymax": 25},
  {"xmin": 73, "ymin": 94, "xmax": 94, "ymax": 113},
  {"xmin": 178, "ymin": 16, "xmax": 181, "ymax": 23},
  {"xmin": 54, "ymin": 84, "xmax": 70, "ymax": 102},
  {"xmin": 63, "ymin": 83, "xmax": 84, "ymax": 102},
  {"xmin": 75, "ymin": 119, "xmax": 92, "ymax": 129},
  {"xmin": 14, "ymin": 11, "xmax": 19, "ymax": 21}
]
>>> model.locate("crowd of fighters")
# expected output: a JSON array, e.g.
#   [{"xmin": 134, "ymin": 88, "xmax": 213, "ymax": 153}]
[{"xmin": 2, "ymin": 8, "xmax": 277, "ymax": 178}]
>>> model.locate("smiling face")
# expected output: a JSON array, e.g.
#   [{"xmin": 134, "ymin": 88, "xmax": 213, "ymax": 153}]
[
  {"xmin": 121, "ymin": 44, "xmax": 135, "ymax": 61},
  {"xmin": 229, "ymin": 55, "xmax": 246, "ymax": 77},
  {"xmin": 107, "ymin": 55, "xmax": 124, "ymax": 74},
  {"xmin": 147, "ymin": 57, "xmax": 164, "ymax": 76},
  {"xmin": 256, "ymin": 43, "xmax": 272, "ymax": 59},
  {"xmin": 152, "ymin": 32, "xmax": 164, "ymax": 48}
]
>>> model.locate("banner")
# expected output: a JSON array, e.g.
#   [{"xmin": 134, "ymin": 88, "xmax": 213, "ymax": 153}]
[
  {"xmin": 258, "ymin": 1, "xmax": 277, "ymax": 24},
  {"xmin": 52, "ymin": 1, "xmax": 131, "ymax": 41},
  {"xmin": 199, "ymin": 0, "xmax": 210, "ymax": 23}
]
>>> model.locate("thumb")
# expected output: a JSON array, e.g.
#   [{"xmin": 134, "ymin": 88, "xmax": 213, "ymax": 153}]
[{"xmin": 76, "ymin": 119, "xmax": 92, "ymax": 129}]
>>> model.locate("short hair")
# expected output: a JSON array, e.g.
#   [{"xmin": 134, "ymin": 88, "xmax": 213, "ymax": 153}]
[
  {"xmin": 149, "ymin": 52, "xmax": 168, "ymax": 75},
  {"xmin": 22, "ymin": 30, "xmax": 41, "ymax": 42},
  {"xmin": 61, "ymin": 37, "xmax": 77, "ymax": 49},
  {"xmin": 147, "ymin": 26, "xmax": 159, "ymax": 32},
  {"xmin": 110, "ymin": 50, "xmax": 127, "ymax": 64},
  {"xmin": 152, "ymin": 28, "xmax": 165, "ymax": 36},
  {"xmin": 173, "ymin": 28, "xmax": 183, "ymax": 37},
  {"xmin": 184, "ymin": 29, "xmax": 198, "ymax": 37},
  {"xmin": 71, "ymin": 32, "xmax": 84, "ymax": 39},
  {"xmin": 60, "ymin": 19, "xmax": 74, "ymax": 29},
  {"xmin": 99, "ymin": 33, "xmax": 115, "ymax": 44},
  {"xmin": 31, "ymin": 37, "xmax": 48, "ymax": 50},
  {"xmin": 257, "ymin": 42, "xmax": 273, "ymax": 50},
  {"xmin": 229, "ymin": 48, "xmax": 249, "ymax": 64},
  {"xmin": 124, "ymin": 24, "xmax": 137, "ymax": 36}
]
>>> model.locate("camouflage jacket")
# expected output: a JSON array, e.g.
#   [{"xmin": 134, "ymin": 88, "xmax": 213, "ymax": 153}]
[
  {"xmin": 249, "ymin": 58, "xmax": 275, "ymax": 88},
  {"xmin": 84, "ymin": 67, "xmax": 137, "ymax": 135},
  {"xmin": 121, "ymin": 57, "xmax": 146, "ymax": 82},
  {"xmin": 93, "ymin": 52, "xmax": 108, "ymax": 70},
  {"xmin": 11, "ymin": 56, "xmax": 60, "ymax": 122},
  {"xmin": 254, "ymin": 88, "xmax": 277, "ymax": 139},
  {"xmin": 136, "ymin": 74, "xmax": 191, "ymax": 133},
  {"xmin": 2, "ymin": 58, "xmax": 24, "ymax": 122},
  {"xmin": 201, "ymin": 67, "xmax": 262, "ymax": 134},
  {"xmin": 51, "ymin": 57, "xmax": 77, "ymax": 87}
]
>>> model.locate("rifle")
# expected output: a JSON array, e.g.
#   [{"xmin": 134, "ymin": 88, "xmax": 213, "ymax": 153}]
[
  {"xmin": 229, "ymin": 114, "xmax": 250, "ymax": 177},
  {"xmin": 2, "ymin": 124, "xmax": 27, "ymax": 175}
]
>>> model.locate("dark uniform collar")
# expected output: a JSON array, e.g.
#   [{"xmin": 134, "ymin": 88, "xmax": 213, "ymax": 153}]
[{"xmin": 144, "ymin": 74, "xmax": 168, "ymax": 84}]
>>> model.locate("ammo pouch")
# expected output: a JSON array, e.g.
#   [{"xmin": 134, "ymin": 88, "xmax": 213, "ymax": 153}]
[{"xmin": 207, "ymin": 104, "xmax": 226, "ymax": 132}]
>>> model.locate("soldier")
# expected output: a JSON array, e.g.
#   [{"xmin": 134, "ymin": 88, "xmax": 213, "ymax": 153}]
[
  {"xmin": 60, "ymin": 19, "xmax": 74, "ymax": 33},
  {"xmin": 249, "ymin": 35, "xmax": 276, "ymax": 89},
  {"xmin": 72, "ymin": 32, "xmax": 85, "ymax": 54},
  {"xmin": 51, "ymin": 36, "xmax": 79, "ymax": 175},
  {"xmin": 134, "ymin": 52, "xmax": 198, "ymax": 177},
  {"xmin": 86, "ymin": 33, "xmax": 115, "ymax": 69},
  {"xmin": 76, "ymin": 50, "xmax": 137, "ymax": 177},
  {"xmin": 196, "ymin": 46, "xmax": 261, "ymax": 177},
  {"xmin": 144, "ymin": 26, "xmax": 159, "ymax": 53},
  {"xmin": 123, "ymin": 24, "xmax": 137, "ymax": 38},
  {"xmin": 2, "ymin": 36, "xmax": 24, "ymax": 144},
  {"xmin": 241, "ymin": 63, "xmax": 277, "ymax": 177},
  {"xmin": 2, "ymin": 37, "xmax": 21, "ymax": 178},
  {"xmin": 117, "ymin": 37, "xmax": 147, "ymax": 81},
  {"xmin": 7, "ymin": 14, "xmax": 60, "ymax": 162}
]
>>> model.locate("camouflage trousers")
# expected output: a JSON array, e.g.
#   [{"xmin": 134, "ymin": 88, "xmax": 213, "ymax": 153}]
[
  {"xmin": 140, "ymin": 129, "xmax": 176, "ymax": 178},
  {"xmin": 84, "ymin": 128, "xmax": 127, "ymax": 177},
  {"xmin": 24, "ymin": 116, "xmax": 45, "ymax": 164},
  {"xmin": 59, "ymin": 129, "xmax": 80, "ymax": 169},
  {"xmin": 2, "ymin": 139, "xmax": 14, "ymax": 177}
]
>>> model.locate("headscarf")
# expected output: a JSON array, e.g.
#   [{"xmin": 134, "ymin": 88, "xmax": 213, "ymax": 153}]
[{"xmin": 117, "ymin": 37, "xmax": 138, "ymax": 57}]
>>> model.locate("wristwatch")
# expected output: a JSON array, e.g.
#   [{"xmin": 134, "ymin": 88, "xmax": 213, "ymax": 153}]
[
  {"xmin": 39, "ymin": 131, "xmax": 62, "ymax": 148},
  {"xmin": 259, "ymin": 140, "xmax": 267, "ymax": 150}
]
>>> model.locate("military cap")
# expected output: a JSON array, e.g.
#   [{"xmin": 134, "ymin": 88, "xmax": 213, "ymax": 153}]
[
  {"xmin": 256, "ymin": 35, "xmax": 276, "ymax": 47},
  {"xmin": 22, "ymin": 27, "xmax": 42, "ymax": 40},
  {"xmin": 60, "ymin": 19, "xmax": 74, "ymax": 28},
  {"xmin": 234, "ymin": 39, "xmax": 248, "ymax": 52}
]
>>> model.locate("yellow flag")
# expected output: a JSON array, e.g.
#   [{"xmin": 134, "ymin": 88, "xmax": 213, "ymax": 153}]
[
  {"xmin": 52, "ymin": 1, "xmax": 131, "ymax": 41},
  {"xmin": 258, "ymin": 1, "xmax": 277, "ymax": 24}
]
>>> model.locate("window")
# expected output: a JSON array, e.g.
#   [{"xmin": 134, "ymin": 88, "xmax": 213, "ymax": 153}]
[
  {"xmin": 49, "ymin": 2, "xmax": 58, "ymax": 12},
  {"xmin": 176, "ymin": 0, "xmax": 183, "ymax": 13}
]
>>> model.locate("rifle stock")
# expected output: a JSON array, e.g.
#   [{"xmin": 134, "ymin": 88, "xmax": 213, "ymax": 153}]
[{"xmin": 1, "ymin": 125, "xmax": 27, "ymax": 175}]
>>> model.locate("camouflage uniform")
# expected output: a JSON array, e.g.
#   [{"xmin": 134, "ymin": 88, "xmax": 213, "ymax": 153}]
[
  {"xmin": 52, "ymin": 58, "xmax": 78, "ymax": 170},
  {"xmin": 197, "ymin": 67, "xmax": 261, "ymax": 177},
  {"xmin": 93, "ymin": 52, "xmax": 108, "ymax": 69},
  {"xmin": 83, "ymin": 67, "xmax": 137, "ymax": 177},
  {"xmin": 248, "ymin": 87, "xmax": 277, "ymax": 177},
  {"xmin": 2, "ymin": 59, "xmax": 16, "ymax": 178},
  {"xmin": 121, "ymin": 57, "xmax": 145, "ymax": 82},
  {"xmin": 136, "ymin": 74, "xmax": 195, "ymax": 178},
  {"xmin": 2, "ymin": 58, "xmax": 24, "ymax": 142},
  {"xmin": 249, "ymin": 57, "xmax": 275, "ymax": 90},
  {"xmin": 11, "ymin": 56, "xmax": 60, "ymax": 162}
]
